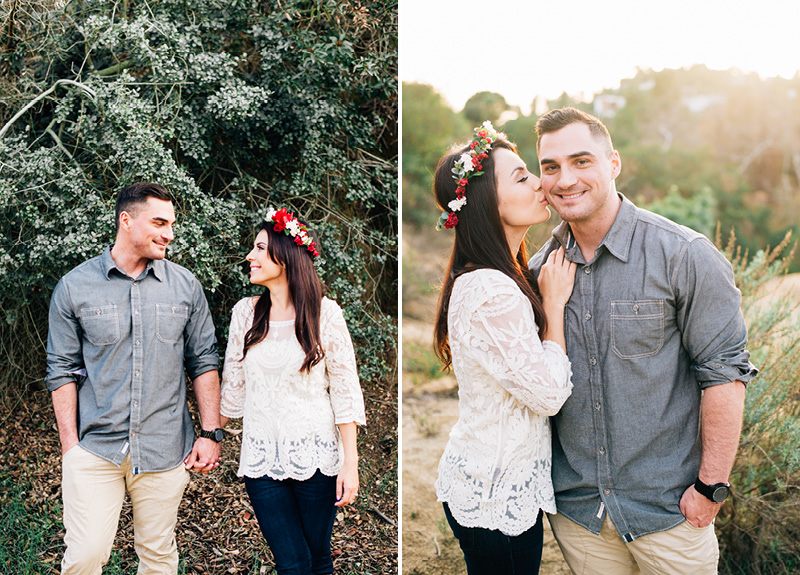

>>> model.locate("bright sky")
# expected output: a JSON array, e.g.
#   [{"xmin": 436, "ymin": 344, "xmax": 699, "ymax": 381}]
[{"xmin": 399, "ymin": 0, "xmax": 800, "ymax": 114}]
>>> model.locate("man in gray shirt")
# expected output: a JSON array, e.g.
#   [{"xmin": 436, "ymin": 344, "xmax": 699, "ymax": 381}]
[
  {"xmin": 529, "ymin": 108, "xmax": 757, "ymax": 574},
  {"xmin": 46, "ymin": 182, "xmax": 223, "ymax": 575}
]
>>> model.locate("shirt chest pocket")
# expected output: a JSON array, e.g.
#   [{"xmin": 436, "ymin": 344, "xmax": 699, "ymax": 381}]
[
  {"xmin": 80, "ymin": 305, "xmax": 120, "ymax": 346},
  {"xmin": 156, "ymin": 304, "xmax": 189, "ymax": 344},
  {"xmin": 610, "ymin": 300, "xmax": 665, "ymax": 359}
]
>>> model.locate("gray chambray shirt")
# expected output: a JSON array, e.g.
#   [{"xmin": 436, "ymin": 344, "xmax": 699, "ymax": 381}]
[
  {"xmin": 529, "ymin": 194, "xmax": 757, "ymax": 541},
  {"xmin": 46, "ymin": 246, "xmax": 219, "ymax": 473}
]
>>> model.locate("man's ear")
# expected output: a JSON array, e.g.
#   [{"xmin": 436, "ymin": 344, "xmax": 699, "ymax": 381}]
[
  {"xmin": 610, "ymin": 150, "xmax": 621, "ymax": 180},
  {"xmin": 118, "ymin": 211, "xmax": 132, "ymax": 231}
]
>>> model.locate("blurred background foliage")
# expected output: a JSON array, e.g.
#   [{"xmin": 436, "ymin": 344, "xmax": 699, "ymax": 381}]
[
  {"xmin": 402, "ymin": 67, "xmax": 800, "ymax": 575},
  {"xmin": 403, "ymin": 66, "xmax": 800, "ymax": 268}
]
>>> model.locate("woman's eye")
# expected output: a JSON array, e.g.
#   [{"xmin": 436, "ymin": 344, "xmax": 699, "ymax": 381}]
[{"xmin": 518, "ymin": 176, "xmax": 528, "ymax": 183}]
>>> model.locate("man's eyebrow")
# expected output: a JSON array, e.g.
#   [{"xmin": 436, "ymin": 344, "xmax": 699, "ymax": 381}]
[
  {"xmin": 540, "ymin": 151, "xmax": 596, "ymax": 165},
  {"xmin": 151, "ymin": 217, "xmax": 174, "ymax": 224}
]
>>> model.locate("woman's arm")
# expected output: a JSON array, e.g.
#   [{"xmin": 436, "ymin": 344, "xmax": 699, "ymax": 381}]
[{"xmin": 335, "ymin": 422, "xmax": 359, "ymax": 507}]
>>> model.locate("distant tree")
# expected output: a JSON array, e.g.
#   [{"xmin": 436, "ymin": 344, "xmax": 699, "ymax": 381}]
[
  {"xmin": 463, "ymin": 91, "xmax": 508, "ymax": 125},
  {"xmin": 402, "ymin": 82, "xmax": 466, "ymax": 227}
]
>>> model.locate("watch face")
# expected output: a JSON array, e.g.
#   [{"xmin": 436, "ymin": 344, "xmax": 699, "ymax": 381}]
[
  {"xmin": 712, "ymin": 485, "xmax": 730, "ymax": 502},
  {"xmin": 213, "ymin": 429, "xmax": 224, "ymax": 442}
]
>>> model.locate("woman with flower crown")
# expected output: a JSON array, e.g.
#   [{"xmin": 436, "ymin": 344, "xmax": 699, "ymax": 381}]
[
  {"xmin": 433, "ymin": 122, "xmax": 576, "ymax": 574},
  {"xmin": 219, "ymin": 208, "xmax": 366, "ymax": 575}
]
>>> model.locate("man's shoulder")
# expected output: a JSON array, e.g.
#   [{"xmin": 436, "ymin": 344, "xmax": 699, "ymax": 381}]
[
  {"xmin": 634, "ymin": 206, "xmax": 705, "ymax": 245},
  {"xmin": 59, "ymin": 252, "xmax": 105, "ymax": 284},
  {"xmin": 158, "ymin": 258, "xmax": 203, "ymax": 285}
]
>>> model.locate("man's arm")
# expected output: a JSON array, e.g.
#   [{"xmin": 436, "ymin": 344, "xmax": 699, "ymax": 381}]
[
  {"xmin": 679, "ymin": 380, "xmax": 746, "ymax": 527},
  {"xmin": 52, "ymin": 382, "xmax": 80, "ymax": 455},
  {"xmin": 183, "ymin": 369, "xmax": 222, "ymax": 473}
]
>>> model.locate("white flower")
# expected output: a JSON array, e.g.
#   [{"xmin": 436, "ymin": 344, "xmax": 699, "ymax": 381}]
[
  {"xmin": 266, "ymin": 207, "xmax": 277, "ymax": 220},
  {"xmin": 458, "ymin": 153, "xmax": 474, "ymax": 172},
  {"xmin": 482, "ymin": 121, "xmax": 494, "ymax": 130},
  {"xmin": 286, "ymin": 219, "xmax": 300, "ymax": 234},
  {"xmin": 448, "ymin": 197, "xmax": 467, "ymax": 212}
]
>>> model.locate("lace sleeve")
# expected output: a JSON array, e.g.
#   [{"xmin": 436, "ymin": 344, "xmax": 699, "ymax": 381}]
[
  {"xmin": 469, "ymin": 287, "xmax": 572, "ymax": 416},
  {"xmin": 220, "ymin": 298, "xmax": 251, "ymax": 418},
  {"xmin": 322, "ymin": 299, "xmax": 366, "ymax": 426}
]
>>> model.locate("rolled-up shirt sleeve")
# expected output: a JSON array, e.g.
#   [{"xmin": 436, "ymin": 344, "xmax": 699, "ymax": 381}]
[
  {"xmin": 182, "ymin": 278, "xmax": 219, "ymax": 379},
  {"xmin": 46, "ymin": 278, "xmax": 85, "ymax": 392},
  {"xmin": 675, "ymin": 237, "xmax": 758, "ymax": 388}
]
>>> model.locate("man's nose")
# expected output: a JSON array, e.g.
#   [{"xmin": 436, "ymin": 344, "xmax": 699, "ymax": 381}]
[
  {"xmin": 163, "ymin": 225, "xmax": 175, "ymax": 242},
  {"xmin": 558, "ymin": 166, "xmax": 578, "ymax": 189}
]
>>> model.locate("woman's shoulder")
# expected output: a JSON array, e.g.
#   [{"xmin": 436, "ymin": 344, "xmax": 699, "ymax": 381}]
[
  {"xmin": 231, "ymin": 295, "xmax": 258, "ymax": 315},
  {"xmin": 453, "ymin": 268, "xmax": 521, "ymax": 295},
  {"xmin": 320, "ymin": 296, "xmax": 344, "ymax": 319}
]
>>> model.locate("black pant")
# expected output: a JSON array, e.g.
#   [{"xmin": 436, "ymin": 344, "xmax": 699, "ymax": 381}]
[
  {"xmin": 443, "ymin": 502, "xmax": 544, "ymax": 575},
  {"xmin": 245, "ymin": 470, "xmax": 337, "ymax": 575}
]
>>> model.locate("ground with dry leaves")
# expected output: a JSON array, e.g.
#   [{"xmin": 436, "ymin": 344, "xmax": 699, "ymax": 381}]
[{"xmin": 0, "ymin": 372, "xmax": 397, "ymax": 574}]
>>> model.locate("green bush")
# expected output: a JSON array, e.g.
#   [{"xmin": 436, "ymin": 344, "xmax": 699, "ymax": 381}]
[
  {"xmin": 0, "ymin": 0, "xmax": 397, "ymax": 397},
  {"xmin": 716, "ymin": 230, "xmax": 800, "ymax": 575}
]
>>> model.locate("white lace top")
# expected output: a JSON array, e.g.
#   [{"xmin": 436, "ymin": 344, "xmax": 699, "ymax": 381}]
[
  {"xmin": 435, "ymin": 269, "xmax": 573, "ymax": 536},
  {"xmin": 220, "ymin": 296, "xmax": 366, "ymax": 480}
]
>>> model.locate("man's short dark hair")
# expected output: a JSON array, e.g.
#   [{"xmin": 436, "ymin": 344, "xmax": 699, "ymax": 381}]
[
  {"xmin": 535, "ymin": 107, "xmax": 614, "ymax": 154},
  {"xmin": 114, "ymin": 183, "xmax": 174, "ymax": 231}
]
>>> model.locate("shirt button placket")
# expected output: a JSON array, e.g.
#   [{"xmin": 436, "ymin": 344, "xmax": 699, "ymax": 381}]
[{"xmin": 130, "ymin": 279, "xmax": 142, "ymax": 466}]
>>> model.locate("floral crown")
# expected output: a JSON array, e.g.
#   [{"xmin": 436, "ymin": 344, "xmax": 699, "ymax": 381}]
[
  {"xmin": 266, "ymin": 207, "xmax": 320, "ymax": 258},
  {"xmin": 436, "ymin": 121, "xmax": 507, "ymax": 230}
]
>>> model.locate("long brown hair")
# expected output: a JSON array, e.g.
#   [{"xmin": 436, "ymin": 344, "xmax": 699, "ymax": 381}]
[
  {"xmin": 433, "ymin": 138, "xmax": 548, "ymax": 370},
  {"xmin": 242, "ymin": 221, "xmax": 325, "ymax": 373}
]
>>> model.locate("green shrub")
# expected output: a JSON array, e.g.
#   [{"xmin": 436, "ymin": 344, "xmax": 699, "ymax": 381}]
[
  {"xmin": 716, "ymin": 230, "xmax": 800, "ymax": 575},
  {"xmin": 0, "ymin": 0, "xmax": 397, "ymax": 398}
]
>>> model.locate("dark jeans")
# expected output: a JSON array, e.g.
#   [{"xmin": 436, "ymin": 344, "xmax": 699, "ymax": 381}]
[
  {"xmin": 245, "ymin": 470, "xmax": 337, "ymax": 575},
  {"xmin": 443, "ymin": 502, "xmax": 544, "ymax": 575}
]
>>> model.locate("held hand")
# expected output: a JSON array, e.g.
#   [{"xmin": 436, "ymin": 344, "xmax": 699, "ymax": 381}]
[
  {"xmin": 679, "ymin": 484, "xmax": 722, "ymax": 528},
  {"xmin": 538, "ymin": 246, "xmax": 577, "ymax": 309},
  {"xmin": 184, "ymin": 438, "xmax": 222, "ymax": 474},
  {"xmin": 335, "ymin": 459, "xmax": 359, "ymax": 507}
]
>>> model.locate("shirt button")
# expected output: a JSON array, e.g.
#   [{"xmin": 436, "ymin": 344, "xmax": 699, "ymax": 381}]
[
  {"xmin": 599, "ymin": 447, "xmax": 606, "ymax": 454},
  {"xmin": 133, "ymin": 401, "xmax": 138, "ymax": 407},
  {"xmin": 585, "ymin": 312, "xmax": 592, "ymax": 321},
  {"xmin": 590, "ymin": 357, "xmax": 597, "ymax": 366},
  {"xmin": 131, "ymin": 432, "xmax": 136, "ymax": 438},
  {"xmin": 584, "ymin": 267, "xmax": 592, "ymax": 274},
  {"xmin": 595, "ymin": 402, "xmax": 602, "ymax": 411},
  {"xmin": 134, "ymin": 310, "xmax": 139, "ymax": 315},
  {"xmin": 633, "ymin": 304, "xmax": 639, "ymax": 314},
  {"xmin": 133, "ymin": 281, "xmax": 138, "ymax": 286},
  {"xmin": 135, "ymin": 371, "xmax": 140, "ymax": 377},
  {"xmin": 135, "ymin": 340, "xmax": 140, "ymax": 346},
  {"xmin": 604, "ymin": 489, "xmax": 611, "ymax": 496}
]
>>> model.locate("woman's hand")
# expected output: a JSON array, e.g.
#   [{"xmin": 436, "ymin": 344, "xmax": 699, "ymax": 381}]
[
  {"xmin": 335, "ymin": 458, "xmax": 359, "ymax": 507},
  {"xmin": 538, "ymin": 246, "xmax": 576, "ymax": 309}
]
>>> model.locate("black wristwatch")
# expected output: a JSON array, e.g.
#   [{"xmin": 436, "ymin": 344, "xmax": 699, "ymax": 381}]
[
  {"xmin": 199, "ymin": 428, "xmax": 224, "ymax": 443},
  {"xmin": 694, "ymin": 478, "xmax": 730, "ymax": 503}
]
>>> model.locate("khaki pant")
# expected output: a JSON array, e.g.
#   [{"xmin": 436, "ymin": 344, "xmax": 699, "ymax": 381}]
[
  {"xmin": 549, "ymin": 512, "xmax": 719, "ymax": 575},
  {"xmin": 61, "ymin": 445, "xmax": 190, "ymax": 575}
]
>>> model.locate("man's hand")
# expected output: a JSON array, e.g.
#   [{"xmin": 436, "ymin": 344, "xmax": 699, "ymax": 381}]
[
  {"xmin": 679, "ymin": 484, "xmax": 722, "ymax": 527},
  {"xmin": 61, "ymin": 436, "xmax": 80, "ymax": 456},
  {"xmin": 184, "ymin": 437, "xmax": 222, "ymax": 473}
]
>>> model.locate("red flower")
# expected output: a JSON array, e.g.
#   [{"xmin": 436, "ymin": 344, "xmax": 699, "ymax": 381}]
[
  {"xmin": 477, "ymin": 130, "xmax": 487, "ymax": 137},
  {"xmin": 470, "ymin": 141, "xmax": 478, "ymax": 150},
  {"xmin": 458, "ymin": 178, "xmax": 468, "ymax": 186},
  {"xmin": 294, "ymin": 236, "xmax": 304, "ymax": 245},
  {"xmin": 272, "ymin": 208, "xmax": 293, "ymax": 232},
  {"xmin": 444, "ymin": 213, "xmax": 459, "ymax": 229}
]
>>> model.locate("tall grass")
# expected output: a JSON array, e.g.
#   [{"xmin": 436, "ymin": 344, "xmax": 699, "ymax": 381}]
[{"xmin": 717, "ymin": 230, "xmax": 800, "ymax": 575}]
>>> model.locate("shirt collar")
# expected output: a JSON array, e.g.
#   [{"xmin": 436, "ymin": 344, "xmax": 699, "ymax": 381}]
[
  {"xmin": 550, "ymin": 193, "xmax": 638, "ymax": 264},
  {"xmin": 101, "ymin": 245, "xmax": 164, "ymax": 281}
]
